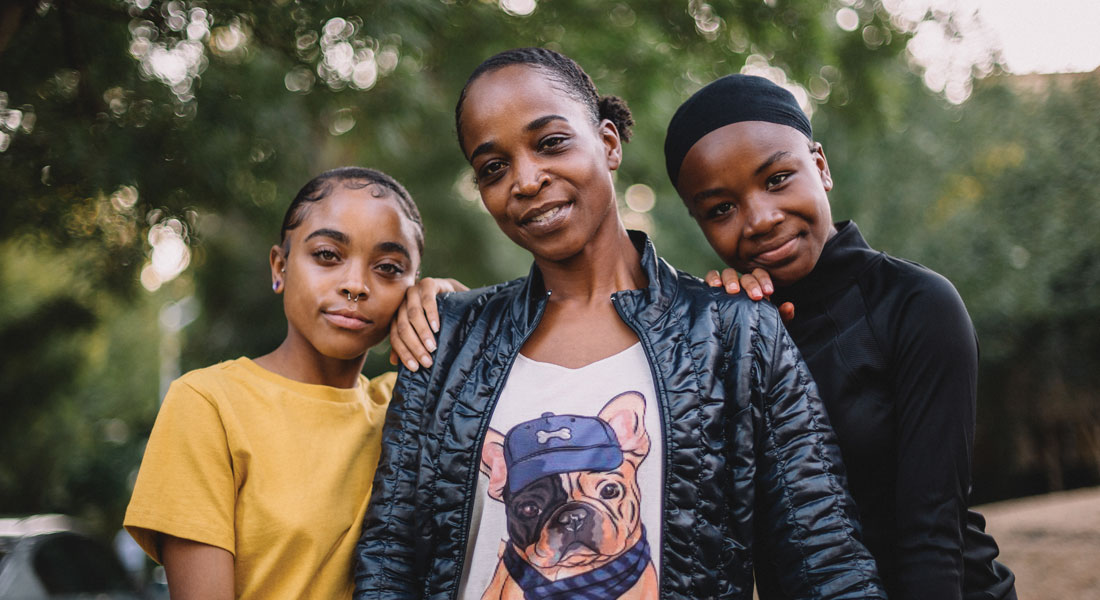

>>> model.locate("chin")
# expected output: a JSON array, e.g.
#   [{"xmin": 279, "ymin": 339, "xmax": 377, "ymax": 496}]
[
  {"xmin": 316, "ymin": 337, "xmax": 376, "ymax": 362},
  {"xmin": 524, "ymin": 231, "xmax": 595, "ymax": 263}
]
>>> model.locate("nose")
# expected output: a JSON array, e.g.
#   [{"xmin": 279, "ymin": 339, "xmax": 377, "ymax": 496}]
[
  {"xmin": 742, "ymin": 192, "xmax": 783, "ymax": 238},
  {"xmin": 556, "ymin": 507, "xmax": 588, "ymax": 532},
  {"xmin": 340, "ymin": 268, "xmax": 370, "ymax": 303},
  {"xmin": 512, "ymin": 155, "xmax": 549, "ymax": 198}
]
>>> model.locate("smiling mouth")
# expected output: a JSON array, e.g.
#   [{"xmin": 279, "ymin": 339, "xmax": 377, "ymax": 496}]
[
  {"xmin": 521, "ymin": 201, "xmax": 572, "ymax": 226},
  {"xmin": 752, "ymin": 235, "xmax": 800, "ymax": 265}
]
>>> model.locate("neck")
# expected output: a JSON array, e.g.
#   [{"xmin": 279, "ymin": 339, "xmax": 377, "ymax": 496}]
[
  {"xmin": 254, "ymin": 335, "xmax": 367, "ymax": 389},
  {"xmin": 534, "ymin": 222, "xmax": 647, "ymax": 303}
]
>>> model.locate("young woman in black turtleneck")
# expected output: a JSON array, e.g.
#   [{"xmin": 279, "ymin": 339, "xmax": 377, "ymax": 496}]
[{"xmin": 663, "ymin": 74, "xmax": 1016, "ymax": 600}]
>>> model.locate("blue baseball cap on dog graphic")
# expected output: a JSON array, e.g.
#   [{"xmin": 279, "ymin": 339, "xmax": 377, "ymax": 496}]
[{"xmin": 503, "ymin": 412, "xmax": 624, "ymax": 495}]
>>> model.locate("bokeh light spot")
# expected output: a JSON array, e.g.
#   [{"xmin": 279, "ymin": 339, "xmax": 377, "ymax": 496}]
[
  {"xmin": 625, "ymin": 184, "xmax": 656, "ymax": 214},
  {"xmin": 836, "ymin": 8, "xmax": 860, "ymax": 32},
  {"xmin": 142, "ymin": 218, "xmax": 191, "ymax": 291},
  {"xmin": 500, "ymin": 0, "xmax": 536, "ymax": 17},
  {"xmin": 329, "ymin": 108, "xmax": 356, "ymax": 136}
]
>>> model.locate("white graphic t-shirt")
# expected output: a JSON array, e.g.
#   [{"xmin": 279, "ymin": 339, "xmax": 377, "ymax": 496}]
[{"xmin": 457, "ymin": 342, "xmax": 663, "ymax": 600}]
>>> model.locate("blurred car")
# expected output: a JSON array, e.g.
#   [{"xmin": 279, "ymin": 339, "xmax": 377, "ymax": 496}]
[{"xmin": 0, "ymin": 514, "xmax": 144, "ymax": 599}]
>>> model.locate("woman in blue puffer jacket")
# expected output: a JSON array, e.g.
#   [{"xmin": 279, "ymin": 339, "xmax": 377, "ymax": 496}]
[{"xmin": 354, "ymin": 47, "xmax": 884, "ymax": 600}]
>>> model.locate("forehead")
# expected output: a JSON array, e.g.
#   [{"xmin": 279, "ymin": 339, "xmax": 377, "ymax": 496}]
[
  {"xmin": 460, "ymin": 65, "xmax": 591, "ymax": 147},
  {"xmin": 292, "ymin": 184, "xmax": 419, "ymax": 248},
  {"xmin": 677, "ymin": 121, "xmax": 808, "ymax": 190}
]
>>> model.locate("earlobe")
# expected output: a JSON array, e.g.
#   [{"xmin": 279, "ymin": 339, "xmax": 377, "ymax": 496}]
[{"xmin": 270, "ymin": 245, "xmax": 287, "ymax": 294}]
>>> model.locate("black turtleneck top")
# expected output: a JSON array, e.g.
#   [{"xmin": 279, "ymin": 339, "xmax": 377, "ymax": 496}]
[{"xmin": 757, "ymin": 221, "xmax": 1016, "ymax": 600}]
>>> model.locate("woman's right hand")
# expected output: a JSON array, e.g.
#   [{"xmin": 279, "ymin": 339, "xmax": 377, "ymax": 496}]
[
  {"xmin": 389, "ymin": 277, "xmax": 469, "ymax": 371},
  {"xmin": 705, "ymin": 267, "xmax": 794, "ymax": 322}
]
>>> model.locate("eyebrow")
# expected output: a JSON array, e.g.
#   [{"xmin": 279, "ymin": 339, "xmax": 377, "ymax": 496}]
[
  {"xmin": 526, "ymin": 114, "xmax": 567, "ymax": 132},
  {"xmin": 377, "ymin": 241, "xmax": 412, "ymax": 260},
  {"xmin": 468, "ymin": 114, "xmax": 569, "ymax": 162},
  {"xmin": 306, "ymin": 229, "xmax": 411, "ymax": 259},
  {"xmin": 755, "ymin": 150, "xmax": 791, "ymax": 176},
  {"xmin": 304, "ymin": 228, "xmax": 348, "ymax": 244},
  {"xmin": 689, "ymin": 188, "xmax": 726, "ymax": 208},
  {"xmin": 688, "ymin": 150, "xmax": 794, "ymax": 207}
]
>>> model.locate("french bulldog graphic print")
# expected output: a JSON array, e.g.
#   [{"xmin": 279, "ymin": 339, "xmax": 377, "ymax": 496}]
[{"xmin": 458, "ymin": 344, "xmax": 661, "ymax": 600}]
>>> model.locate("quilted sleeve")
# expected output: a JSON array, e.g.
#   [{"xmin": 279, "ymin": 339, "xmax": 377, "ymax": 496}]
[
  {"xmin": 752, "ymin": 304, "xmax": 886, "ymax": 599},
  {"xmin": 353, "ymin": 345, "xmax": 431, "ymax": 599}
]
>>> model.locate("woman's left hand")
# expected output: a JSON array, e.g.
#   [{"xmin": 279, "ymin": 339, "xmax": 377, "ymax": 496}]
[{"xmin": 389, "ymin": 277, "xmax": 469, "ymax": 371}]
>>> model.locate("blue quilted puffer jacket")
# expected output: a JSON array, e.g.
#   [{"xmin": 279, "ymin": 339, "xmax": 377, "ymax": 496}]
[{"xmin": 354, "ymin": 231, "xmax": 884, "ymax": 600}]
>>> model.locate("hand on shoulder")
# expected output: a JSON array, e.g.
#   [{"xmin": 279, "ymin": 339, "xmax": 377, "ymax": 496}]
[{"xmin": 705, "ymin": 267, "xmax": 795, "ymax": 322}]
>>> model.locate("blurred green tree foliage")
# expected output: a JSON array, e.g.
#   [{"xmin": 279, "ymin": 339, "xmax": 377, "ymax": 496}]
[
  {"xmin": 822, "ymin": 71, "xmax": 1100, "ymax": 501},
  {"xmin": 1, "ymin": 0, "xmax": 1095, "ymax": 534}
]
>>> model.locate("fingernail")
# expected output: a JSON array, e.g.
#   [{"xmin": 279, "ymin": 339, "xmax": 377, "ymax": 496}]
[
  {"xmin": 425, "ymin": 338, "xmax": 437, "ymax": 352},
  {"xmin": 419, "ymin": 355, "xmax": 433, "ymax": 368},
  {"xmin": 405, "ymin": 360, "xmax": 418, "ymax": 372},
  {"xmin": 430, "ymin": 320, "xmax": 439, "ymax": 333},
  {"xmin": 751, "ymin": 290, "xmax": 762, "ymax": 300},
  {"xmin": 765, "ymin": 285, "xmax": 773, "ymax": 295},
  {"xmin": 728, "ymin": 282, "xmax": 738, "ymax": 293}
]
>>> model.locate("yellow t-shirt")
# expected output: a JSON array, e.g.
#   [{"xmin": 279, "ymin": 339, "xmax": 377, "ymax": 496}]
[{"xmin": 124, "ymin": 357, "xmax": 393, "ymax": 600}]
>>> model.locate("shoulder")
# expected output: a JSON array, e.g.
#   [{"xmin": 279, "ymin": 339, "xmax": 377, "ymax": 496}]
[
  {"xmin": 162, "ymin": 358, "xmax": 274, "ymax": 417},
  {"xmin": 437, "ymin": 278, "xmax": 526, "ymax": 323},
  {"xmin": 858, "ymin": 253, "xmax": 976, "ymax": 366},
  {"xmin": 365, "ymin": 371, "xmax": 397, "ymax": 406},
  {"xmin": 864, "ymin": 253, "xmax": 971, "ymax": 327},
  {"xmin": 666, "ymin": 266, "xmax": 784, "ymax": 344},
  {"xmin": 168, "ymin": 358, "xmax": 249, "ymax": 399},
  {"xmin": 175, "ymin": 356, "xmax": 253, "ymax": 384},
  {"xmin": 668, "ymin": 267, "xmax": 759, "ymax": 312}
]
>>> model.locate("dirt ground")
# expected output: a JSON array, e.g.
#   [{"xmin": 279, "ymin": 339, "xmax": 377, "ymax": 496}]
[{"xmin": 976, "ymin": 485, "xmax": 1100, "ymax": 599}]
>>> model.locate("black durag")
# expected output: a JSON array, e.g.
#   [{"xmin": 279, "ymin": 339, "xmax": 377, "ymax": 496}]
[{"xmin": 664, "ymin": 74, "xmax": 812, "ymax": 187}]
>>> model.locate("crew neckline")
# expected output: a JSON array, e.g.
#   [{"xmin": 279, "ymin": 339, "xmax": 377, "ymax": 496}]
[
  {"xmin": 235, "ymin": 357, "xmax": 368, "ymax": 403},
  {"xmin": 516, "ymin": 342, "xmax": 644, "ymax": 372}
]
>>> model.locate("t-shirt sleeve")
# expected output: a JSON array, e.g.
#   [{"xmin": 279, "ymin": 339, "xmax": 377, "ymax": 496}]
[{"xmin": 123, "ymin": 378, "xmax": 238, "ymax": 563}]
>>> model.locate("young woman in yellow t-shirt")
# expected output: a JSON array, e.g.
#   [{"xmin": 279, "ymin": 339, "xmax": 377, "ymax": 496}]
[{"xmin": 124, "ymin": 167, "xmax": 464, "ymax": 599}]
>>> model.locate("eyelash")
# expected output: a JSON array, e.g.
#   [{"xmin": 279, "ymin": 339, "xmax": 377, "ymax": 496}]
[
  {"xmin": 539, "ymin": 135, "xmax": 566, "ymax": 151},
  {"xmin": 478, "ymin": 160, "xmax": 505, "ymax": 182},
  {"xmin": 377, "ymin": 262, "xmax": 406, "ymax": 277},
  {"xmin": 766, "ymin": 172, "xmax": 792, "ymax": 189},
  {"xmin": 313, "ymin": 248, "xmax": 339, "ymax": 262},
  {"xmin": 706, "ymin": 202, "xmax": 735, "ymax": 220}
]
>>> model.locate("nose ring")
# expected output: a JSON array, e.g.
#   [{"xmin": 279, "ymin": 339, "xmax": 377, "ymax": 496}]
[{"xmin": 346, "ymin": 291, "xmax": 359, "ymax": 302}]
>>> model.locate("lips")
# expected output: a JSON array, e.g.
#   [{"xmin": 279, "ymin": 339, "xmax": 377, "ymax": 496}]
[
  {"xmin": 750, "ymin": 234, "xmax": 801, "ymax": 266},
  {"xmin": 518, "ymin": 201, "xmax": 573, "ymax": 231},
  {"xmin": 323, "ymin": 308, "xmax": 372, "ymax": 330}
]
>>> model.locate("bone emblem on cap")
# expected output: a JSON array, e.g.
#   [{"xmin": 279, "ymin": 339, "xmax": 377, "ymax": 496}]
[{"xmin": 537, "ymin": 428, "xmax": 572, "ymax": 444}]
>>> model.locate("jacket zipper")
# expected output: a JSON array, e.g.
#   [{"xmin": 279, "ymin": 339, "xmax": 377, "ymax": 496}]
[
  {"xmin": 610, "ymin": 292, "xmax": 671, "ymax": 599},
  {"xmin": 447, "ymin": 291, "xmax": 550, "ymax": 600}
]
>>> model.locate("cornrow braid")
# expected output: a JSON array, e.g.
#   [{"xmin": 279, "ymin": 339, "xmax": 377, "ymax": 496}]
[
  {"xmin": 280, "ymin": 166, "xmax": 424, "ymax": 255},
  {"xmin": 455, "ymin": 47, "xmax": 634, "ymax": 156}
]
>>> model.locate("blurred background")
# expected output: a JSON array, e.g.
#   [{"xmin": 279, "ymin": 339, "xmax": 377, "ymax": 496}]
[{"xmin": 1, "ymin": 0, "xmax": 1099, "ymax": 592}]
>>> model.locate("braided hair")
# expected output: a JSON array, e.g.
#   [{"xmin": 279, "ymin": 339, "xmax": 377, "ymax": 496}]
[
  {"xmin": 280, "ymin": 166, "xmax": 424, "ymax": 255},
  {"xmin": 455, "ymin": 47, "xmax": 634, "ymax": 156}
]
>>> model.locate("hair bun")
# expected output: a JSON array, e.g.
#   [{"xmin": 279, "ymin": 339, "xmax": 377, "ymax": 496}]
[{"xmin": 598, "ymin": 95, "xmax": 634, "ymax": 143}]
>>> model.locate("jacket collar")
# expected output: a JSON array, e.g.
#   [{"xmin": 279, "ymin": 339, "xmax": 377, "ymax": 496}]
[{"xmin": 507, "ymin": 230, "xmax": 677, "ymax": 331}]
